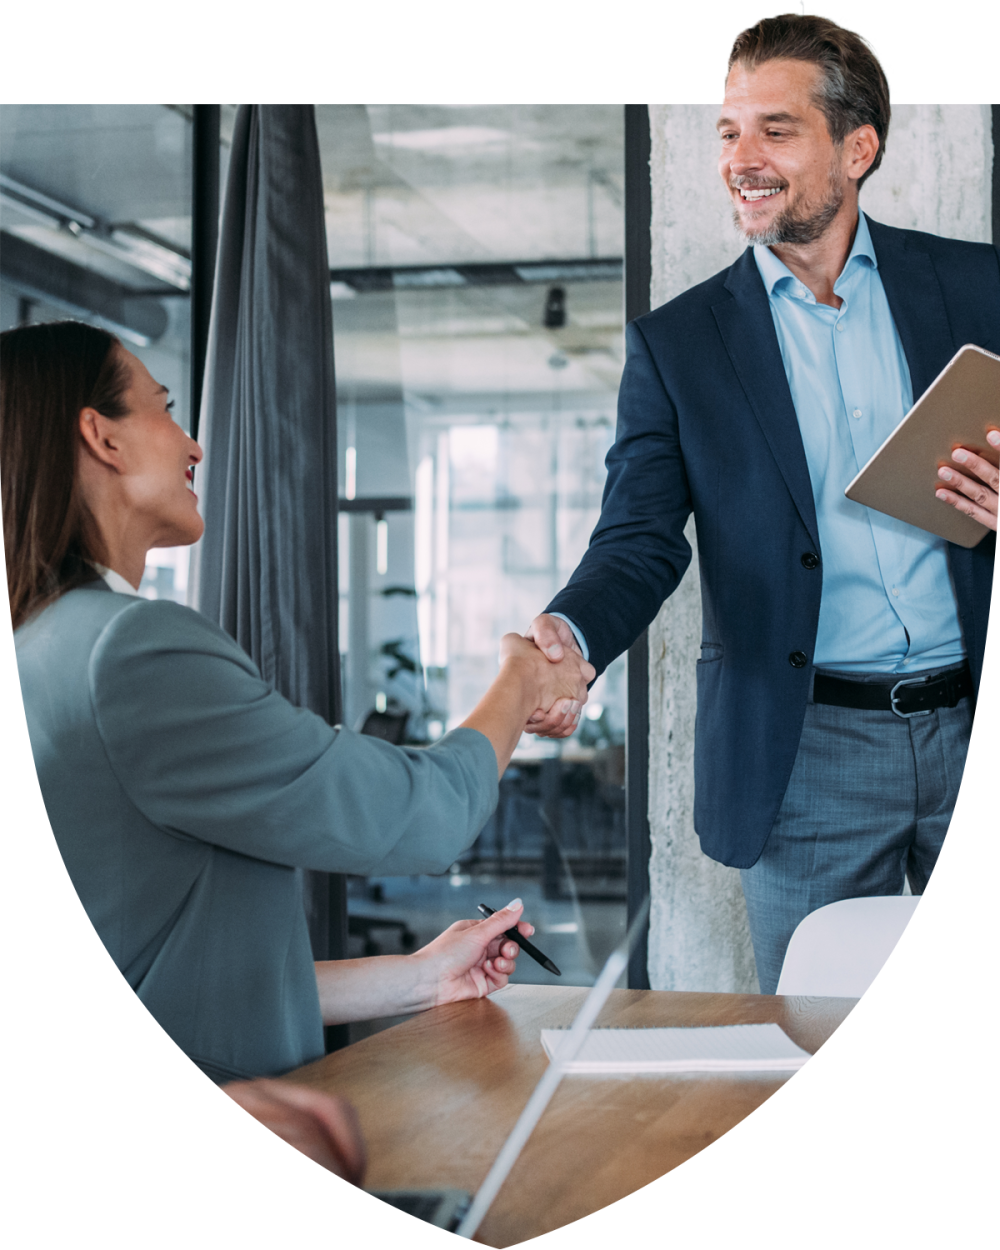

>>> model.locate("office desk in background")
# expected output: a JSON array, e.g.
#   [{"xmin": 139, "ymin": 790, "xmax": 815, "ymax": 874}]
[{"xmin": 282, "ymin": 985, "xmax": 856, "ymax": 1247}]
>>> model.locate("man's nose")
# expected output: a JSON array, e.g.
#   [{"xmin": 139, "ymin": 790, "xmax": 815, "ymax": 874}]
[{"xmin": 729, "ymin": 134, "xmax": 764, "ymax": 175}]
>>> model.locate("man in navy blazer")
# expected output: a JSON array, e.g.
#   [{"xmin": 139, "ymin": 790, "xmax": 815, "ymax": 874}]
[{"xmin": 526, "ymin": 15, "xmax": 999, "ymax": 991}]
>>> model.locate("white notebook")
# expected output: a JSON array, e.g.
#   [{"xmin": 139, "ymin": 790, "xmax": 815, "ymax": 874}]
[{"xmin": 540, "ymin": 1024, "xmax": 811, "ymax": 1073}]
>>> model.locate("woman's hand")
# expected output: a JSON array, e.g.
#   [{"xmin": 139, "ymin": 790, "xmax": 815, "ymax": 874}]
[
  {"xmin": 315, "ymin": 899, "xmax": 536, "ymax": 1024},
  {"xmin": 935, "ymin": 431, "xmax": 999, "ymax": 532},
  {"xmin": 411, "ymin": 898, "xmax": 534, "ymax": 1007},
  {"xmin": 222, "ymin": 1079, "xmax": 367, "ymax": 1184}
]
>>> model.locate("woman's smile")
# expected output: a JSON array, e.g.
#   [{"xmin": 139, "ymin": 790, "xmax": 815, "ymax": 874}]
[{"xmin": 113, "ymin": 348, "xmax": 204, "ymax": 548}]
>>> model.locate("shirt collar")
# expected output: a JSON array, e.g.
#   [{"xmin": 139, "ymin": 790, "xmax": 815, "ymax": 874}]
[
  {"xmin": 753, "ymin": 211, "xmax": 877, "ymax": 299},
  {"xmin": 93, "ymin": 563, "xmax": 142, "ymax": 597}
]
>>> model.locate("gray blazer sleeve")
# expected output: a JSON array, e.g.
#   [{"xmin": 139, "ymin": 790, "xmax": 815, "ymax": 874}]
[{"xmin": 88, "ymin": 599, "xmax": 498, "ymax": 875}]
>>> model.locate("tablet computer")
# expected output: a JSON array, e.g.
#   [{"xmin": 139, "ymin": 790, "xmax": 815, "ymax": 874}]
[{"xmin": 844, "ymin": 343, "xmax": 999, "ymax": 548}]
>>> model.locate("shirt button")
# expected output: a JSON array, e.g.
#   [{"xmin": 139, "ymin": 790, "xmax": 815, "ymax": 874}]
[
  {"xmin": 789, "ymin": 651, "xmax": 808, "ymax": 669},
  {"xmin": 836, "ymin": 322, "xmax": 846, "ymax": 332},
  {"xmin": 891, "ymin": 587, "xmax": 900, "ymax": 597},
  {"xmin": 852, "ymin": 408, "xmax": 863, "ymax": 419}
]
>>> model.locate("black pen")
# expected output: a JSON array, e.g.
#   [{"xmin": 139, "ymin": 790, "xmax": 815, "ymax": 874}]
[{"xmin": 477, "ymin": 903, "xmax": 562, "ymax": 976}]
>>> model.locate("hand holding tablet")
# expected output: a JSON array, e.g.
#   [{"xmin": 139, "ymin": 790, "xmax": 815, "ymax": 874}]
[
  {"xmin": 844, "ymin": 344, "xmax": 1000, "ymax": 546},
  {"xmin": 935, "ymin": 431, "xmax": 1000, "ymax": 532}
]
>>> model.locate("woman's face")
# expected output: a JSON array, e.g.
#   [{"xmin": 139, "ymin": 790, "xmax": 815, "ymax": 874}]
[{"xmin": 113, "ymin": 348, "xmax": 204, "ymax": 548}]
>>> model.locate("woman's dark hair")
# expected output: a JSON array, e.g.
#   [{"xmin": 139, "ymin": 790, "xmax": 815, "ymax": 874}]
[
  {"xmin": 1, "ymin": 320, "xmax": 131, "ymax": 629},
  {"xmin": 728, "ymin": 14, "xmax": 891, "ymax": 189}
]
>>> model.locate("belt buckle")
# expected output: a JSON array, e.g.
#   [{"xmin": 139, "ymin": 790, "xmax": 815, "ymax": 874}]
[{"xmin": 890, "ymin": 674, "xmax": 935, "ymax": 719}]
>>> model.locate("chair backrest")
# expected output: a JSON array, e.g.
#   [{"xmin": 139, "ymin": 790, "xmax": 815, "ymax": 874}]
[
  {"xmin": 359, "ymin": 708, "xmax": 410, "ymax": 745},
  {"xmin": 775, "ymin": 896, "xmax": 920, "ymax": 997}
]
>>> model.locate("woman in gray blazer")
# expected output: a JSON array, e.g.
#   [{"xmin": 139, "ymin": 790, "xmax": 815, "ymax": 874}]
[{"xmin": 2, "ymin": 322, "xmax": 593, "ymax": 1101}]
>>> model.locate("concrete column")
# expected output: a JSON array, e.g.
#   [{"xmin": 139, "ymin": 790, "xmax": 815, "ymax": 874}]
[{"xmin": 644, "ymin": 102, "xmax": 992, "ymax": 994}]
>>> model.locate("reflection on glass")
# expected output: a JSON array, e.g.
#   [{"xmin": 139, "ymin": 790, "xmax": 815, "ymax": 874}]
[
  {"xmin": 318, "ymin": 105, "xmax": 628, "ymax": 1006},
  {"xmin": 0, "ymin": 104, "xmax": 200, "ymax": 606}
]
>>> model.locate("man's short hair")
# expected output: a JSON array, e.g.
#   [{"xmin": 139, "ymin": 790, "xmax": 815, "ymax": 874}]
[{"xmin": 728, "ymin": 14, "xmax": 890, "ymax": 188}]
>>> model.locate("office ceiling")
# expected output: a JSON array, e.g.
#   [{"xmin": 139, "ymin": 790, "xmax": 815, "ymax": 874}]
[
  {"xmin": 317, "ymin": 104, "xmax": 624, "ymax": 410},
  {"xmin": 316, "ymin": 104, "xmax": 623, "ymax": 268},
  {"xmin": 0, "ymin": 103, "xmax": 624, "ymax": 407}
]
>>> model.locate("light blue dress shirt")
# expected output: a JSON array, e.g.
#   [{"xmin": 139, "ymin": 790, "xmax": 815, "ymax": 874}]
[
  {"xmin": 753, "ymin": 213, "xmax": 965, "ymax": 673},
  {"xmin": 556, "ymin": 215, "xmax": 965, "ymax": 674}
]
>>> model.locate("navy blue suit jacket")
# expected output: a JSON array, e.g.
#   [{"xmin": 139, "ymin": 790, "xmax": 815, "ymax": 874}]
[{"xmin": 548, "ymin": 216, "xmax": 999, "ymax": 869}]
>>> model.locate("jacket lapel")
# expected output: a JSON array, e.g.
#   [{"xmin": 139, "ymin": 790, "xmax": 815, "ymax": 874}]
[
  {"xmin": 865, "ymin": 217, "xmax": 974, "ymax": 584},
  {"xmin": 865, "ymin": 215, "xmax": 957, "ymax": 401},
  {"xmin": 712, "ymin": 250, "xmax": 820, "ymax": 548}
]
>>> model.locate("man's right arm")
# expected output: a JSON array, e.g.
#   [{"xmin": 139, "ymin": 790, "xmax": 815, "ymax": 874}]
[{"xmin": 526, "ymin": 318, "xmax": 696, "ymax": 702}]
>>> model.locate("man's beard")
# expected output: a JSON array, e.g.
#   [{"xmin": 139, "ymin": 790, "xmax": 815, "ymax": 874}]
[{"xmin": 732, "ymin": 168, "xmax": 845, "ymax": 246}]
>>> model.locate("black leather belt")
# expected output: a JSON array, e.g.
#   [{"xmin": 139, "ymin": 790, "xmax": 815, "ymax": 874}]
[{"xmin": 812, "ymin": 663, "xmax": 973, "ymax": 719}]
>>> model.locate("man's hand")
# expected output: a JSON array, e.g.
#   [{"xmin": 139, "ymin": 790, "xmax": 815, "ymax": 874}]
[
  {"xmin": 936, "ymin": 431, "xmax": 999, "ymax": 532},
  {"xmin": 523, "ymin": 613, "xmax": 588, "ymax": 738},
  {"xmin": 223, "ymin": 1079, "xmax": 367, "ymax": 1184}
]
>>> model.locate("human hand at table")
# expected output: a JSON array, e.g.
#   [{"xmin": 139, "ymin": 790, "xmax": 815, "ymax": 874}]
[
  {"xmin": 521, "ymin": 613, "xmax": 590, "ymax": 738},
  {"xmin": 412, "ymin": 897, "xmax": 534, "ymax": 1006},
  {"xmin": 935, "ymin": 430, "xmax": 999, "ymax": 532},
  {"xmin": 222, "ymin": 1078, "xmax": 367, "ymax": 1184}
]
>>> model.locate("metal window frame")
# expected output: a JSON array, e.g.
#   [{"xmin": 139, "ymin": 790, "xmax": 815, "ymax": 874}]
[
  {"xmin": 190, "ymin": 106, "xmax": 220, "ymax": 444},
  {"xmin": 623, "ymin": 105, "xmax": 652, "ymax": 991}
]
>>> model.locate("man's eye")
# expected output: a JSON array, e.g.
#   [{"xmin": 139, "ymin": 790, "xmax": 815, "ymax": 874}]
[{"xmin": 166, "ymin": 400, "xmax": 175, "ymax": 411}]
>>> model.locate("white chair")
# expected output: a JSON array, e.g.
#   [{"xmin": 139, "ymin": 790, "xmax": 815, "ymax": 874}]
[{"xmin": 775, "ymin": 896, "xmax": 920, "ymax": 997}]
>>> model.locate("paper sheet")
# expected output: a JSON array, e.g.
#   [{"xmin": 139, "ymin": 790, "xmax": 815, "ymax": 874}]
[{"xmin": 540, "ymin": 1024, "xmax": 811, "ymax": 1073}]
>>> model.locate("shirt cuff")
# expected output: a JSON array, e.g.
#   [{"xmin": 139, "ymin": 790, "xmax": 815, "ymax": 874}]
[{"xmin": 549, "ymin": 612, "xmax": 589, "ymax": 662}]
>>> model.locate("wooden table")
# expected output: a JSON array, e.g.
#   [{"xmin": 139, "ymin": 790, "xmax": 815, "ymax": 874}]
[{"xmin": 283, "ymin": 985, "xmax": 855, "ymax": 1247}]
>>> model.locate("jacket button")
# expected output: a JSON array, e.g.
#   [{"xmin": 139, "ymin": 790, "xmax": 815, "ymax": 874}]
[
  {"xmin": 789, "ymin": 651, "xmax": 808, "ymax": 668},
  {"xmin": 801, "ymin": 552, "xmax": 820, "ymax": 570}
]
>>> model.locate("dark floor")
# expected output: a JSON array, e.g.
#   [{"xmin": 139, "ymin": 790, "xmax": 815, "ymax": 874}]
[{"xmin": 346, "ymin": 870, "xmax": 627, "ymax": 1043}]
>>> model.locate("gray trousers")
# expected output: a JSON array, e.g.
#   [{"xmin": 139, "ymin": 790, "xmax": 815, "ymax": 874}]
[{"xmin": 740, "ymin": 677, "xmax": 974, "ymax": 994}]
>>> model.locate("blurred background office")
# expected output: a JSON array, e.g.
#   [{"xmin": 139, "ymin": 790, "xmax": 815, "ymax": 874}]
[{"xmin": 0, "ymin": 104, "xmax": 630, "ymax": 1023}]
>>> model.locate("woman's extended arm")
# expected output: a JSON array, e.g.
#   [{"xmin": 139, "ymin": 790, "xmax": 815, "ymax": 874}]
[{"xmin": 314, "ymin": 899, "xmax": 533, "ymax": 1026}]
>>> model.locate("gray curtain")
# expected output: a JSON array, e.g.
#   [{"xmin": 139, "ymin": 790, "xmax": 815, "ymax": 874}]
[{"xmin": 194, "ymin": 106, "xmax": 346, "ymax": 1006}]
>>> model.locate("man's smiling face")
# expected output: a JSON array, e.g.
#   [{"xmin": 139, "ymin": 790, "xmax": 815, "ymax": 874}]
[{"xmin": 717, "ymin": 57, "xmax": 855, "ymax": 247}]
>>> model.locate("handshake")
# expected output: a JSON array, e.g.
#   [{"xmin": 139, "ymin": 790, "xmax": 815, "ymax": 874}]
[
  {"xmin": 507, "ymin": 612, "xmax": 594, "ymax": 740},
  {"xmin": 521, "ymin": 612, "xmax": 594, "ymax": 739}
]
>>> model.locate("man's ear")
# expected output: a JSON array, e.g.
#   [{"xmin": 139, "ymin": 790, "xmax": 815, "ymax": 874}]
[
  {"xmin": 846, "ymin": 124, "xmax": 880, "ymax": 184},
  {"xmin": 78, "ymin": 407, "xmax": 125, "ymax": 471}
]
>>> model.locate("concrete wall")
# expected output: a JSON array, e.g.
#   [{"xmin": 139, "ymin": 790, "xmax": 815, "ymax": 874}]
[{"xmin": 644, "ymin": 103, "xmax": 993, "ymax": 993}]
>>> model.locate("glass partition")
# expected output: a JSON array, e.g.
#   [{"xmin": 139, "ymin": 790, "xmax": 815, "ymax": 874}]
[
  {"xmin": 0, "ymin": 104, "xmax": 205, "ymax": 604},
  {"xmin": 2, "ymin": 103, "xmax": 631, "ymax": 1008},
  {"xmin": 317, "ymin": 105, "xmax": 628, "ymax": 1011}
]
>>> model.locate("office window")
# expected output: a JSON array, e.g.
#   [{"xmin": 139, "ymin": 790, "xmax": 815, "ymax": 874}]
[
  {"xmin": 318, "ymin": 106, "xmax": 628, "ymax": 999},
  {"xmin": 0, "ymin": 104, "xmax": 211, "ymax": 603},
  {"xmin": 3, "ymin": 103, "xmax": 632, "ymax": 996}
]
